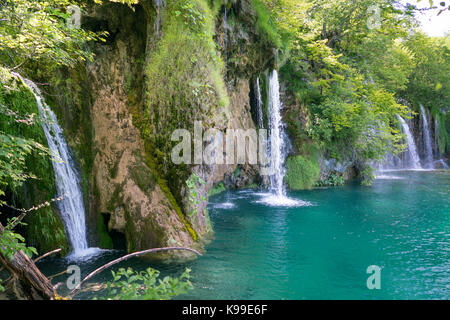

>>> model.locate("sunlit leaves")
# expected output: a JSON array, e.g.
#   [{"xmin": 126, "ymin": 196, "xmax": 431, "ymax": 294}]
[
  {"xmin": 0, "ymin": 0, "xmax": 106, "ymax": 75},
  {"xmin": 100, "ymin": 267, "xmax": 193, "ymax": 300}
]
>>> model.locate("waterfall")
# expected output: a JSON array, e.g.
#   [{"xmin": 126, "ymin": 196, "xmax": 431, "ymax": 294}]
[
  {"xmin": 268, "ymin": 70, "xmax": 286, "ymax": 197},
  {"xmin": 420, "ymin": 105, "xmax": 434, "ymax": 169},
  {"xmin": 398, "ymin": 115, "xmax": 421, "ymax": 169},
  {"xmin": 15, "ymin": 74, "xmax": 90, "ymax": 256},
  {"xmin": 155, "ymin": 0, "xmax": 163, "ymax": 37},
  {"xmin": 256, "ymin": 77, "xmax": 264, "ymax": 129},
  {"xmin": 257, "ymin": 70, "xmax": 309, "ymax": 207},
  {"xmin": 223, "ymin": 4, "xmax": 228, "ymax": 62},
  {"xmin": 434, "ymin": 117, "xmax": 440, "ymax": 158}
]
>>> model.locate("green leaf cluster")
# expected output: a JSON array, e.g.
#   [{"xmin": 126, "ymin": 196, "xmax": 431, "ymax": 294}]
[{"xmin": 100, "ymin": 267, "xmax": 193, "ymax": 300}]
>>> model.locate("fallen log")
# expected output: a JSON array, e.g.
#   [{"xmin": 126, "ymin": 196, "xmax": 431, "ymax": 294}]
[{"xmin": 0, "ymin": 223, "xmax": 55, "ymax": 300}]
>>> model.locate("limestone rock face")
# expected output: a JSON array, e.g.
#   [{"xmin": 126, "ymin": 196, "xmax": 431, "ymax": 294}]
[{"xmin": 48, "ymin": 0, "xmax": 275, "ymax": 258}]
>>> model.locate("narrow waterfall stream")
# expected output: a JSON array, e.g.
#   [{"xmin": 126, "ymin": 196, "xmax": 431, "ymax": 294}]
[
  {"xmin": 398, "ymin": 115, "xmax": 421, "ymax": 169},
  {"xmin": 15, "ymin": 74, "xmax": 98, "ymax": 258},
  {"xmin": 259, "ymin": 70, "xmax": 309, "ymax": 207},
  {"xmin": 256, "ymin": 77, "xmax": 264, "ymax": 129},
  {"xmin": 420, "ymin": 105, "xmax": 434, "ymax": 168},
  {"xmin": 267, "ymin": 70, "xmax": 286, "ymax": 197}
]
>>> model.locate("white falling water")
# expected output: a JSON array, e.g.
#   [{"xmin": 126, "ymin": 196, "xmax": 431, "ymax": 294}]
[
  {"xmin": 15, "ymin": 74, "xmax": 92, "ymax": 257},
  {"xmin": 434, "ymin": 117, "xmax": 440, "ymax": 157},
  {"xmin": 258, "ymin": 70, "xmax": 310, "ymax": 207},
  {"xmin": 420, "ymin": 105, "xmax": 434, "ymax": 169},
  {"xmin": 268, "ymin": 70, "xmax": 286, "ymax": 197},
  {"xmin": 256, "ymin": 77, "xmax": 264, "ymax": 129},
  {"xmin": 223, "ymin": 4, "xmax": 228, "ymax": 62},
  {"xmin": 398, "ymin": 115, "xmax": 421, "ymax": 169}
]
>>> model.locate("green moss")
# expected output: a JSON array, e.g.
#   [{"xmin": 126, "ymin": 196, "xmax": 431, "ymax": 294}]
[
  {"xmin": 208, "ymin": 182, "xmax": 226, "ymax": 197},
  {"xmin": 129, "ymin": 162, "xmax": 156, "ymax": 193},
  {"xmin": 96, "ymin": 214, "xmax": 113, "ymax": 249},
  {"xmin": 204, "ymin": 208, "xmax": 213, "ymax": 233},
  {"xmin": 25, "ymin": 206, "xmax": 69, "ymax": 256},
  {"xmin": 142, "ymin": 146, "xmax": 199, "ymax": 241},
  {"xmin": 285, "ymin": 155, "xmax": 320, "ymax": 190},
  {"xmin": 0, "ymin": 80, "xmax": 69, "ymax": 254},
  {"xmin": 243, "ymin": 183, "xmax": 259, "ymax": 189}
]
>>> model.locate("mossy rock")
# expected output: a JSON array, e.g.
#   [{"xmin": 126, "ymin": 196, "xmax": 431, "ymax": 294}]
[
  {"xmin": 208, "ymin": 182, "xmax": 226, "ymax": 197},
  {"xmin": 285, "ymin": 155, "xmax": 320, "ymax": 190},
  {"xmin": 25, "ymin": 206, "xmax": 70, "ymax": 256},
  {"xmin": 96, "ymin": 214, "xmax": 113, "ymax": 249}
]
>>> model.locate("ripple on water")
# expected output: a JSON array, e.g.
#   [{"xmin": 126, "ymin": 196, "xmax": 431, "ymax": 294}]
[{"xmin": 213, "ymin": 202, "xmax": 236, "ymax": 209}]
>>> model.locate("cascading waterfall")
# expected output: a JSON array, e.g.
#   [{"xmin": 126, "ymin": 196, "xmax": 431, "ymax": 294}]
[
  {"xmin": 267, "ymin": 70, "xmax": 286, "ymax": 197},
  {"xmin": 256, "ymin": 77, "xmax": 264, "ymax": 129},
  {"xmin": 15, "ymin": 74, "xmax": 92, "ymax": 256},
  {"xmin": 420, "ymin": 105, "xmax": 434, "ymax": 168},
  {"xmin": 256, "ymin": 70, "xmax": 310, "ymax": 207},
  {"xmin": 398, "ymin": 115, "xmax": 421, "ymax": 169}
]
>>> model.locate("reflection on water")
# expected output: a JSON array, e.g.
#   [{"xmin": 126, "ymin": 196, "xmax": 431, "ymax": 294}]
[{"xmin": 38, "ymin": 171, "xmax": 450, "ymax": 300}]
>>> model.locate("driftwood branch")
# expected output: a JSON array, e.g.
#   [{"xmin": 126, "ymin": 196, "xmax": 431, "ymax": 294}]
[
  {"xmin": 33, "ymin": 248, "xmax": 61, "ymax": 264},
  {"xmin": 68, "ymin": 247, "xmax": 201, "ymax": 298},
  {"xmin": 48, "ymin": 269, "xmax": 68, "ymax": 280}
]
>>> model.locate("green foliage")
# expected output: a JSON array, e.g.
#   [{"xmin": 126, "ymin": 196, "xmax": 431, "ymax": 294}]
[
  {"xmin": 25, "ymin": 206, "xmax": 69, "ymax": 255},
  {"xmin": 0, "ymin": 0, "xmax": 100, "ymax": 260},
  {"xmin": 0, "ymin": 75, "xmax": 69, "ymax": 254},
  {"xmin": 252, "ymin": 0, "xmax": 283, "ymax": 49},
  {"xmin": 285, "ymin": 155, "xmax": 320, "ymax": 190},
  {"xmin": 403, "ymin": 33, "xmax": 450, "ymax": 114},
  {"xmin": 0, "ymin": 220, "xmax": 37, "ymax": 260},
  {"xmin": 262, "ymin": 0, "xmax": 448, "ymax": 183},
  {"xmin": 316, "ymin": 174, "xmax": 345, "ymax": 187},
  {"xmin": 360, "ymin": 166, "xmax": 375, "ymax": 186},
  {"xmin": 0, "ymin": 0, "xmax": 105, "ymax": 75},
  {"xmin": 100, "ymin": 267, "xmax": 193, "ymax": 300},
  {"xmin": 186, "ymin": 173, "xmax": 206, "ymax": 217},
  {"xmin": 208, "ymin": 182, "xmax": 226, "ymax": 197}
]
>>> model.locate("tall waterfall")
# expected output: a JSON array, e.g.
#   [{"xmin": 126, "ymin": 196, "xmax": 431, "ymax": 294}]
[
  {"xmin": 420, "ymin": 105, "xmax": 434, "ymax": 168},
  {"xmin": 16, "ymin": 74, "xmax": 89, "ymax": 255},
  {"xmin": 398, "ymin": 115, "xmax": 421, "ymax": 169},
  {"xmin": 268, "ymin": 70, "xmax": 286, "ymax": 197},
  {"xmin": 256, "ymin": 77, "xmax": 264, "ymax": 129},
  {"xmin": 256, "ymin": 70, "xmax": 309, "ymax": 207}
]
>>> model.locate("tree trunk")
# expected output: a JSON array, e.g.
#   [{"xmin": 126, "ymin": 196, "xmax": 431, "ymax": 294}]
[{"xmin": 0, "ymin": 223, "xmax": 55, "ymax": 300}]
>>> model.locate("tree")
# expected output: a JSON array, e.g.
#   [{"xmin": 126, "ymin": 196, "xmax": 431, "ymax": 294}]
[{"xmin": 0, "ymin": 0, "xmax": 104, "ymax": 298}]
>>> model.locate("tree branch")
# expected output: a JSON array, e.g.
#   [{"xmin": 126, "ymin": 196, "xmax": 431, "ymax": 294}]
[
  {"xmin": 68, "ymin": 247, "xmax": 202, "ymax": 298},
  {"xmin": 33, "ymin": 248, "xmax": 62, "ymax": 264}
]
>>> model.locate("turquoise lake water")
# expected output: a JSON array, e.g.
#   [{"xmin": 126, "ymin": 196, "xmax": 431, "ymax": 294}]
[{"xmin": 38, "ymin": 171, "xmax": 450, "ymax": 299}]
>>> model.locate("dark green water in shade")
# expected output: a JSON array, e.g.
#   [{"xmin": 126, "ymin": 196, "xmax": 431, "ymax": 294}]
[{"xmin": 37, "ymin": 171, "xmax": 450, "ymax": 299}]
